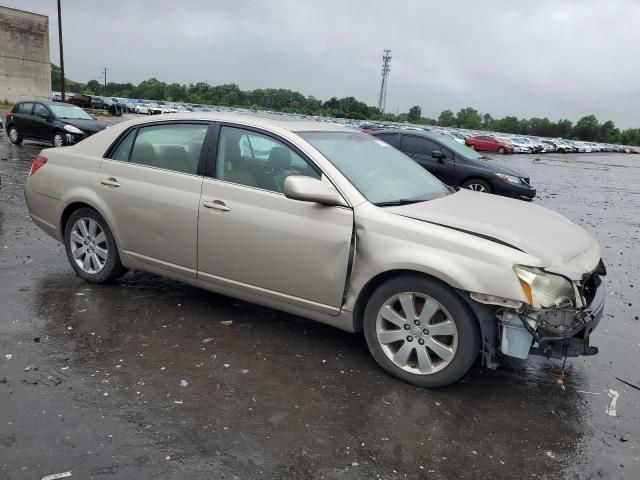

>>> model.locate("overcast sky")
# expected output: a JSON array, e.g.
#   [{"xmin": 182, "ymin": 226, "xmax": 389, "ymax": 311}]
[{"xmin": 6, "ymin": 0, "xmax": 640, "ymax": 127}]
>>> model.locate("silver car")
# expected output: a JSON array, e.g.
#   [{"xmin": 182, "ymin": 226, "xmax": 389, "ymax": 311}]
[{"xmin": 24, "ymin": 113, "xmax": 606, "ymax": 387}]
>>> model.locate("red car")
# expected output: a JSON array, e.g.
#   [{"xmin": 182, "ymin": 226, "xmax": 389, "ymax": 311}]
[{"xmin": 465, "ymin": 135, "xmax": 513, "ymax": 154}]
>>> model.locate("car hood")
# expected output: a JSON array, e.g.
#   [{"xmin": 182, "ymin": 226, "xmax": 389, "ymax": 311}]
[
  {"xmin": 387, "ymin": 189, "xmax": 600, "ymax": 279},
  {"xmin": 62, "ymin": 118, "xmax": 106, "ymax": 133},
  {"xmin": 465, "ymin": 157, "xmax": 528, "ymax": 178}
]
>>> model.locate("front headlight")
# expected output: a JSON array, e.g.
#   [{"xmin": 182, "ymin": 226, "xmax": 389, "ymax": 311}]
[
  {"xmin": 63, "ymin": 124, "xmax": 83, "ymax": 135},
  {"xmin": 496, "ymin": 173, "xmax": 521, "ymax": 184},
  {"xmin": 514, "ymin": 266, "xmax": 575, "ymax": 308}
]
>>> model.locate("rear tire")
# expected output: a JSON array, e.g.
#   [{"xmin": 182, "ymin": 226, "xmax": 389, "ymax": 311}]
[
  {"xmin": 8, "ymin": 126, "xmax": 22, "ymax": 145},
  {"xmin": 462, "ymin": 178, "xmax": 492, "ymax": 193},
  {"xmin": 363, "ymin": 274, "xmax": 480, "ymax": 388},
  {"xmin": 64, "ymin": 208, "xmax": 128, "ymax": 284},
  {"xmin": 468, "ymin": 144, "xmax": 476, "ymax": 150}
]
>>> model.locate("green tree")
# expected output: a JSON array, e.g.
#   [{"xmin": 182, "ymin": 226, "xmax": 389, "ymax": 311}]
[
  {"xmin": 407, "ymin": 105, "xmax": 422, "ymax": 123},
  {"xmin": 437, "ymin": 109, "xmax": 456, "ymax": 127},
  {"xmin": 455, "ymin": 107, "xmax": 482, "ymax": 129},
  {"xmin": 572, "ymin": 115, "xmax": 600, "ymax": 141},
  {"xmin": 482, "ymin": 113, "xmax": 493, "ymax": 130},
  {"xmin": 555, "ymin": 119, "xmax": 573, "ymax": 138}
]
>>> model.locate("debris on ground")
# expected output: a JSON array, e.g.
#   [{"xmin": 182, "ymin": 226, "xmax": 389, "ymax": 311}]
[
  {"xmin": 616, "ymin": 377, "xmax": 640, "ymax": 391},
  {"xmin": 4, "ymin": 354, "xmax": 12, "ymax": 360},
  {"xmin": 606, "ymin": 389, "xmax": 620, "ymax": 416},
  {"xmin": 41, "ymin": 472, "xmax": 72, "ymax": 480},
  {"xmin": 179, "ymin": 380, "xmax": 188, "ymax": 387},
  {"xmin": 220, "ymin": 320, "xmax": 233, "ymax": 326},
  {"xmin": 24, "ymin": 365, "xmax": 35, "ymax": 372},
  {"xmin": 202, "ymin": 337, "xmax": 215, "ymax": 343}
]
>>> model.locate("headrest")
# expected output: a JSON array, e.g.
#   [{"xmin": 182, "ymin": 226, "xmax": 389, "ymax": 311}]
[{"xmin": 268, "ymin": 147, "xmax": 291, "ymax": 170}]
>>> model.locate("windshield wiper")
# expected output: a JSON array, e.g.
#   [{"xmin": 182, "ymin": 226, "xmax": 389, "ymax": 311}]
[{"xmin": 374, "ymin": 198, "xmax": 425, "ymax": 207}]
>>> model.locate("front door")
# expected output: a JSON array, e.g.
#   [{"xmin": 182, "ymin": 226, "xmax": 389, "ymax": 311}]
[
  {"xmin": 197, "ymin": 125, "xmax": 353, "ymax": 313},
  {"xmin": 95, "ymin": 121, "xmax": 210, "ymax": 277},
  {"xmin": 31, "ymin": 103, "xmax": 52, "ymax": 140},
  {"xmin": 401, "ymin": 135, "xmax": 455, "ymax": 184}
]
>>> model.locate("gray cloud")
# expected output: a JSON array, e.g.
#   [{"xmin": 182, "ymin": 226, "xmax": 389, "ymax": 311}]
[{"xmin": 7, "ymin": 0, "xmax": 640, "ymax": 127}]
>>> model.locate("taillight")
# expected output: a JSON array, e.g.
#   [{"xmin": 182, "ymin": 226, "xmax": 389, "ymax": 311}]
[{"xmin": 29, "ymin": 156, "xmax": 48, "ymax": 176}]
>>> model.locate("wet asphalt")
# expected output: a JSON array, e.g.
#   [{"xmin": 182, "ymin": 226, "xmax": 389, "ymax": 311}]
[{"xmin": 0, "ymin": 129, "xmax": 639, "ymax": 480}]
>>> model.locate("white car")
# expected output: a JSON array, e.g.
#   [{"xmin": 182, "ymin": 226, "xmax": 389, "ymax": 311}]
[{"xmin": 134, "ymin": 104, "xmax": 151, "ymax": 115}]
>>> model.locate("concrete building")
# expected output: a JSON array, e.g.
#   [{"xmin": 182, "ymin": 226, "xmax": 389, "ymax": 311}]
[{"xmin": 0, "ymin": 6, "xmax": 50, "ymax": 103}]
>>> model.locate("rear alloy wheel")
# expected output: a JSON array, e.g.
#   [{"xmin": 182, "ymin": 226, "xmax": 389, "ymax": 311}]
[
  {"xmin": 364, "ymin": 275, "xmax": 480, "ymax": 387},
  {"xmin": 8, "ymin": 126, "xmax": 22, "ymax": 145},
  {"xmin": 497, "ymin": 147, "xmax": 506, "ymax": 154},
  {"xmin": 52, "ymin": 132, "xmax": 65, "ymax": 147},
  {"xmin": 462, "ymin": 178, "xmax": 492, "ymax": 193},
  {"xmin": 468, "ymin": 144, "xmax": 476, "ymax": 150},
  {"xmin": 64, "ymin": 208, "xmax": 127, "ymax": 283}
]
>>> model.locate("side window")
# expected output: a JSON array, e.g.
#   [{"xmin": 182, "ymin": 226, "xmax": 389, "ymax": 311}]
[
  {"xmin": 109, "ymin": 129, "xmax": 137, "ymax": 161},
  {"xmin": 403, "ymin": 136, "xmax": 435, "ymax": 156},
  {"xmin": 18, "ymin": 103, "xmax": 34, "ymax": 114},
  {"xmin": 375, "ymin": 133, "xmax": 401, "ymax": 148},
  {"xmin": 216, "ymin": 126, "xmax": 320, "ymax": 193},
  {"xmin": 33, "ymin": 104, "xmax": 49, "ymax": 118},
  {"xmin": 128, "ymin": 123, "xmax": 208, "ymax": 175}
]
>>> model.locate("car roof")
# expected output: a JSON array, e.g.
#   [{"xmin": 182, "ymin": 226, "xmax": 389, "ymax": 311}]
[
  {"xmin": 113, "ymin": 112, "xmax": 354, "ymax": 133},
  {"xmin": 370, "ymin": 128, "xmax": 445, "ymax": 140}
]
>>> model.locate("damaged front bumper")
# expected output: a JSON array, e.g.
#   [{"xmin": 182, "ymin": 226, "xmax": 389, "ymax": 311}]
[{"xmin": 498, "ymin": 274, "xmax": 605, "ymax": 360}]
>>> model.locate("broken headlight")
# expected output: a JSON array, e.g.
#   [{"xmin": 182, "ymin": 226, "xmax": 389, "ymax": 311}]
[{"xmin": 514, "ymin": 266, "xmax": 575, "ymax": 309}]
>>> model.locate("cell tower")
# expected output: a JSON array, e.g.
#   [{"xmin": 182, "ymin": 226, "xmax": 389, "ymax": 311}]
[{"xmin": 377, "ymin": 49, "xmax": 392, "ymax": 113}]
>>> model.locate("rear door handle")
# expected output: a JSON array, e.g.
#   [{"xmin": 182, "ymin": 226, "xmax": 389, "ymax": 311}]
[
  {"xmin": 203, "ymin": 200, "xmax": 231, "ymax": 212},
  {"xmin": 100, "ymin": 178, "xmax": 121, "ymax": 187}
]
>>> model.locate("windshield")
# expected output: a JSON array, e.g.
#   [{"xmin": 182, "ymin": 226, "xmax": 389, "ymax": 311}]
[
  {"xmin": 433, "ymin": 134, "xmax": 485, "ymax": 159},
  {"xmin": 49, "ymin": 104, "xmax": 94, "ymax": 120},
  {"xmin": 300, "ymin": 131, "xmax": 450, "ymax": 205}
]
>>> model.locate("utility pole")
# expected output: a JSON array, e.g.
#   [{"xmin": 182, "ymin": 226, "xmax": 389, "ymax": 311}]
[
  {"xmin": 102, "ymin": 67, "xmax": 107, "ymax": 88},
  {"xmin": 377, "ymin": 49, "xmax": 392, "ymax": 114},
  {"xmin": 57, "ymin": 0, "xmax": 65, "ymax": 101}
]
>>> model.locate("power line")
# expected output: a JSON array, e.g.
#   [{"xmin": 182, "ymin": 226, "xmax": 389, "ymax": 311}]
[{"xmin": 377, "ymin": 49, "xmax": 392, "ymax": 114}]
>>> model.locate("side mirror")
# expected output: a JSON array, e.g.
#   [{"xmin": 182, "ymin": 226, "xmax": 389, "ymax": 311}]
[
  {"xmin": 284, "ymin": 176, "xmax": 348, "ymax": 207},
  {"xmin": 432, "ymin": 151, "xmax": 445, "ymax": 162},
  {"xmin": 39, "ymin": 113, "xmax": 51, "ymax": 120}
]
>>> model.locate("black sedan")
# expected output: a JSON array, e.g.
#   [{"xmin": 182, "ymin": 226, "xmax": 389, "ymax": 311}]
[
  {"xmin": 371, "ymin": 129, "xmax": 536, "ymax": 200},
  {"xmin": 5, "ymin": 101, "xmax": 107, "ymax": 148}
]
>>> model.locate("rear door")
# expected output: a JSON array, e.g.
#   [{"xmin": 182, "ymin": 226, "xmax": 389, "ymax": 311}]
[
  {"xmin": 400, "ymin": 135, "xmax": 455, "ymax": 184},
  {"xmin": 197, "ymin": 124, "xmax": 353, "ymax": 314},
  {"xmin": 96, "ymin": 121, "xmax": 211, "ymax": 277},
  {"xmin": 13, "ymin": 102, "xmax": 35, "ymax": 136}
]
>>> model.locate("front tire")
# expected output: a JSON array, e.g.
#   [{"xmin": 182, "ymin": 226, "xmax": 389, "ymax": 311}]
[
  {"xmin": 64, "ymin": 208, "xmax": 127, "ymax": 283},
  {"xmin": 363, "ymin": 275, "xmax": 480, "ymax": 388},
  {"xmin": 52, "ymin": 131, "xmax": 65, "ymax": 147},
  {"xmin": 462, "ymin": 178, "xmax": 492, "ymax": 193},
  {"xmin": 8, "ymin": 126, "xmax": 22, "ymax": 145},
  {"xmin": 497, "ymin": 147, "xmax": 506, "ymax": 154}
]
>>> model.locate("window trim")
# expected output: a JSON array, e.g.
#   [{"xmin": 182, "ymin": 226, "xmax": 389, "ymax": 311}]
[{"xmin": 103, "ymin": 120, "xmax": 214, "ymax": 177}]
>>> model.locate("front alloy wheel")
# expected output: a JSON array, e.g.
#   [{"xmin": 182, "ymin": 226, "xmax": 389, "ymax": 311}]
[
  {"xmin": 376, "ymin": 292, "xmax": 458, "ymax": 375},
  {"xmin": 363, "ymin": 275, "xmax": 480, "ymax": 387},
  {"xmin": 53, "ymin": 132, "xmax": 65, "ymax": 147}
]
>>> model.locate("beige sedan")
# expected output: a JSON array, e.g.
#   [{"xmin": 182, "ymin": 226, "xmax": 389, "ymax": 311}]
[{"xmin": 24, "ymin": 113, "xmax": 606, "ymax": 387}]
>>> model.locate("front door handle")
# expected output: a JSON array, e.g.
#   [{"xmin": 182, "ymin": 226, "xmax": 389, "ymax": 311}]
[
  {"xmin": 100, "ymin": 178, "xmax": 121, "ymax": 187},
  {"xmin": 203, "ymin": 200, "xmax": 231, "ymax": 212}
]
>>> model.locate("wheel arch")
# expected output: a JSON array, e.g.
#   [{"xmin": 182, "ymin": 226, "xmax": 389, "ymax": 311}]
[{"xmin": 352, "ymin": 269, "xmax": 467, "ymax": 333}]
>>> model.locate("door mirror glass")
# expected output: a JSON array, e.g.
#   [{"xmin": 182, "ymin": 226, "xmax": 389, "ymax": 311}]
[
  {"xmin": 432, "ymin": 150, "xmax": 445, "ymax": 159},
  {"xmin": 284, "ymin": 176, "xmax": 347, "ymax": 206},
  {"xmin": 39, "ymin": 112, "xmax": 50, "ymax": 120}
]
